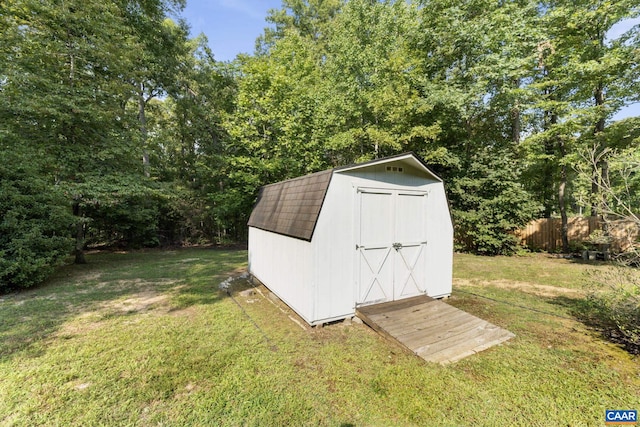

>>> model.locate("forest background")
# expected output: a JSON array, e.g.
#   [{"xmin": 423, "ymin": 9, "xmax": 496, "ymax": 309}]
[{"xmin": 1, "ymin": 0, "xmax": 639, "ymax": 289}]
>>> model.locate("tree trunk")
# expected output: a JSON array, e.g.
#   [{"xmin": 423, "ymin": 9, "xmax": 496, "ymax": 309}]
[
  {"xmin": 591, "ymin": 170, "xmax": 599, "ymax": 218},
  {"xmin": 139, "ymin": 85, "xmax": 150, "ymax": 178},
  {"xmin": 511, "ymin": 106, "xmax": 521, "ymax": 144},
  {"xmin": 591, "ymin": 83, "xmax": 606, "ymax": 217},
  {"xmin": 553, "ymin": 112, "xmax": 569, "ymax": 252},
  {"xmin": 541, "ymin": 76, "xmax": 555, "ymax": 218},
  {"xmin": 69, "ymin": 31, "xmax": 86, "ymax": 264},
  {"xmin": 511, "ymin": 78, "xmax": 521, "ymax": 144},
  {"xmin": 542, "ymin": 131, "xmax": 554, "ymax": 218},
  {"xmin": 558, "ymin": 153, "xmax": 569, "ymax": 253},
  {"xmin": 73, "ymin": 202, "xmax": 86, "ymax": 264}
]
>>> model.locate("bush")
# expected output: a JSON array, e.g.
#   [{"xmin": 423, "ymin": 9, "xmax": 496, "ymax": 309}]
[
  {"xmin": 580, "ymin": 267, "xmax": 640, "ymax": 354},
  {"xmin": 83, "ymin": 193, "xmax": 162, "ymax": 249},
  {"xmin": 450, "ymin": 148, "xmax": 541, "ymax": 255},
  {"xmin": 0, "ymin": 159, "xmax": 74, "ymax": 290}
]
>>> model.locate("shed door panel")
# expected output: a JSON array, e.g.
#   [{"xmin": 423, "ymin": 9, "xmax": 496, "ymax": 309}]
[
  {"xmin": 394, "ymin": 193, "xmax": 427, "ymax": 299},
  {"xmin": 357, "ymin": 190, "xmax": 428, "ymax": 306},
  {"xmin": 357, "ymin": 191, "xmax": 394, "ymax": 305}
]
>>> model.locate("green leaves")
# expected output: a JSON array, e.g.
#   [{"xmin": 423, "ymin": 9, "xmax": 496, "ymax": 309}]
[
  {"xmin": 2, "ymin": 0, "xmax": 638, "ymax": 273},
  {"xmin": 0, "ymin": 0, "xmax": 193, "ymax": 280},
  {"xmin": 0, "ymin": 152, "xmax": 74, "ymax": 290},
  {"xmin": 450, "ymin": 147, "xmax": 542, "ymax": 255}
]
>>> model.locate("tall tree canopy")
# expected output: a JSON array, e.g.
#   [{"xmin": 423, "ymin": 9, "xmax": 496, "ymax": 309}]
[
  {"xmin": 0, "ymin": 0, "xmax": 189, "ymax": 284},
  {"xmin": 2, "ymin": 0, "xmax": 639, "ymax": 288},
  {"xmin": 235, "ymin": 0, "xmax": 637, "ymax": 253}
]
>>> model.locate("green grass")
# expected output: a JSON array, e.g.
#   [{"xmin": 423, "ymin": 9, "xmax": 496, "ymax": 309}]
[
  {"xmin": 453, "ymin": 252, "xmax": 613, "ymax": 288},
  {"xmin": 1, "ymin": 249, "xmax": 638, "ymax": 426}
]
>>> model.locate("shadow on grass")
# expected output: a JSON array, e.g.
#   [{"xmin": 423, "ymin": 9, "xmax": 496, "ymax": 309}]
[
  {"xmin": 0, "ymin": 248, "xmax": 247, "ymax": 362},
  {"xmin": 454, "ymin": 283, "xmax": 638, "ymax": 355},
  {"xmin": 549, "ymin": 295, "xmax": 594, "ymax": 325},
  {"xmin": 550, "ymin": 295, "xmax": 639, "ymax": 355}
]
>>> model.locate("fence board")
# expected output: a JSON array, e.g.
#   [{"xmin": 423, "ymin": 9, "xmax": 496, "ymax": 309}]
[{"xmin": 517, "ymin": 217, "xmax": 639, "ymax": 253}]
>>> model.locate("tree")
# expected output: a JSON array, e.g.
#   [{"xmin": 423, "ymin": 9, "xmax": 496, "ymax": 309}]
[
  {"xmin": 316, "ymin": 0, "xmax": 437, "ymax": 164},
  {"xmin": 0, "ymin": 0, "xmax": 187, "ymax": 264},
  {"xmin": 257, "ymin": 0, "xmax": 343, "ymax": 55},
  {"xmin": 415, "ymin": 0, "xmax": 542, "ymax": 154},
  {"xmin": 127, "ymin": 16, "xmax": 190, "ymax": 177},
  {"xmin": 164, "ymin": 38, "xmax": 243, "ymax": 241},
  {"xmin": 0, "ymin": 150, "xmax": 74, "ymax": 290},
  {"xmin": 136, "ymin": 32, "xmax": 247, "ymax": 242},
  {"xmin": 450, "ymin": 147, "xmax": 541, "ymax": 255},
  {"xmin": 236, "ymin": 0, "xmax": 545, "ymax": 252},
  {"xmin": 546, "ymin": 0, "xmax": 638, "ymax": 215},
  {"xmin": 576, "ymin": 118, "xmax": 640, "ymax": 259},
  {"xmin": 522, "ymin": 0, "xmax": 639, "ymax": 251},
  {"xmin": 1, "ymin": 0, "xmax": 139, "ymax": 263},
  {"xmin": 413, "ymin": 0, "xmax": 544, "ymax": 250}
]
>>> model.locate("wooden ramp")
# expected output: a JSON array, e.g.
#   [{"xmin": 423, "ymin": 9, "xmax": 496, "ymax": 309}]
[{"xmin": 356, "ymin": 295, "xmax": 515, "ymax": 364}]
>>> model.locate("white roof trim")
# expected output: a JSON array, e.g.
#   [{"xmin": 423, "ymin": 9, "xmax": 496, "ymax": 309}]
[{"xmin": 334, "ymin": 152, "xmax": 442, "ymax": 182}]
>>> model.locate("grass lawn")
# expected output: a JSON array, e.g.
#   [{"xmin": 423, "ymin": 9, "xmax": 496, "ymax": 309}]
[{"xmin": 1, "ymin": 249, "xmax": 638, "ymax": 426}]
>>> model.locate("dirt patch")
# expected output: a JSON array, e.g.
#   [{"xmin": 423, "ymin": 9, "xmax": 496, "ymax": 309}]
[
  {"xmin": 174, "ymin": 382, "xmax": 200, "ymax": 399},
  {"xmin": 99, "ymin": 282, "xmax": 187, "ymax": 314},
  {"xmin": 224, "ymin": 267, "xmax": 249, "ymax": 278},
  {"xmin": 56, "ymin": 288, "xmax": 180, "ymax": 337},
  {"xmin": 168, "ymin": 305, "xmax": 199, "ymax": 318},
  {"xmin": 73, "ymin": 272, "xmax": 103, "ymax": 282},
  {"xmin": 454, "ymin": 278, "xmax": 584, "ymax": 298},
  {"xmin": 74, "ymin": 382, "xmax": 91, "ymax": 391},
  {"xmin": 57, "ymin": 320, "xmax": 104, "ymax": 337},
  {"xmin": 93, "ymin": 278, "xmax": 179, "ymax": 291},
  {"xmin": 102, "ymin": 291, "xmax": 170, "ymax": 313}
]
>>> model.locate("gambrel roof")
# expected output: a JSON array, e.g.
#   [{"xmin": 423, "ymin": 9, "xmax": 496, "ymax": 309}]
[
  {"xmin": 248, "ymin": 169, "xmax": 333, "ymax": 241},
  {"xmin": 247, "ymin": 152, "xmax": 442, "ymax": 241}
]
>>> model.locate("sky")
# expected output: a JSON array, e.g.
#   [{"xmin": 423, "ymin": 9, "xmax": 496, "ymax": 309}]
[
  {"xmin": 180, "ymin": 0, "xmax": 281, "ymax": 62},
  {"xmin": 180, "ymin": 1, "xmax": 639, "ymax": 120}
]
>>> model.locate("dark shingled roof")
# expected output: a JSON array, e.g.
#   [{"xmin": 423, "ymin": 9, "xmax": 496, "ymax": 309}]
[
  {"xmin": 248, "ymin": 153, "xmax": 441, "ymax": 241},
  {"xmin": 248, "ymin": 169, "xmax": 333, "ymax": 241}
]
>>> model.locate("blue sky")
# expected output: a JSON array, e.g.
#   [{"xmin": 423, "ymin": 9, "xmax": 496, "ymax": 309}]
[
  {"xmin": 180, "ymin": 0, "xmax": 281, "ymax": 62},
  {"xmin": 180, "ymin": 1, "xmax": 638, "ymax": 120}
]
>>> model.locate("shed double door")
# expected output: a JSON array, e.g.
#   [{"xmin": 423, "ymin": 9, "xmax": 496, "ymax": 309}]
[{"xmin": 356, "ymin": 189, "xmax": 428, "ymax": 306}]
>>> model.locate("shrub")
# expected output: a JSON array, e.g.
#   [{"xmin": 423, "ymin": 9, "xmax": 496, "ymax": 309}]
[
  {"xmin": 83, "ymin": 193, "xmax": 162, "ymax": 249},
  {"xmin": 0, "ymin": 159, "xmax": 74, "ymax": 290},
  {"xmin": 450, "ymin": 148, "xmax": 541, "ymax": 255},
  {"xmin": 580, "ymin": 267, "xmax": 640, "ymax": 354}
]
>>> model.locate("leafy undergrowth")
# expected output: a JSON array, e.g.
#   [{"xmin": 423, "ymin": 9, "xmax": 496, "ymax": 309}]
[
  {"xmin": 1, "ymin": 249, "xmax": 638, "ymax": 426},
  {"xmin": 576, "ymin": 267, "xmax": 640, "ymax": 355}
]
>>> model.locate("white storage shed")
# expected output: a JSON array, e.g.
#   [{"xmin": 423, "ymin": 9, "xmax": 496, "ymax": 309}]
[{"xmin": 247, "ymin": 152, "xmax": 453, "ymax": 325}]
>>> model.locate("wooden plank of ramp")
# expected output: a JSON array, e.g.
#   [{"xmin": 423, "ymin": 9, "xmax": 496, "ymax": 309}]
[{"xmin": 356, "ymin": 296, "xmax": 515, "ymax": 364}]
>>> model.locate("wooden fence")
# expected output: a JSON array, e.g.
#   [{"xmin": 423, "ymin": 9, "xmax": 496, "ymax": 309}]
[{"xmin": 517, "ymin": 216, "xmax": 640, "ymax": 253}]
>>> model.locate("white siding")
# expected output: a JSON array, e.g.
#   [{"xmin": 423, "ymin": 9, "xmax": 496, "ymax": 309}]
[
  {"xmin": 309, "ymin": 175, "xmax": 356, "ymax": 323},
  {"xmin": 424, "ymin": 183, "xmax": 454, "ymax": 297},
  {"xmin": 248, "ymin": 155, "xmax": 454, "ymax": 325},
  {"xmin": 309, "ymin": 163, "xmax": 453, "ymax": 323},
  {"xmin": 248, "ymin": 227, "xmax": 314, "ymax": 323}
]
